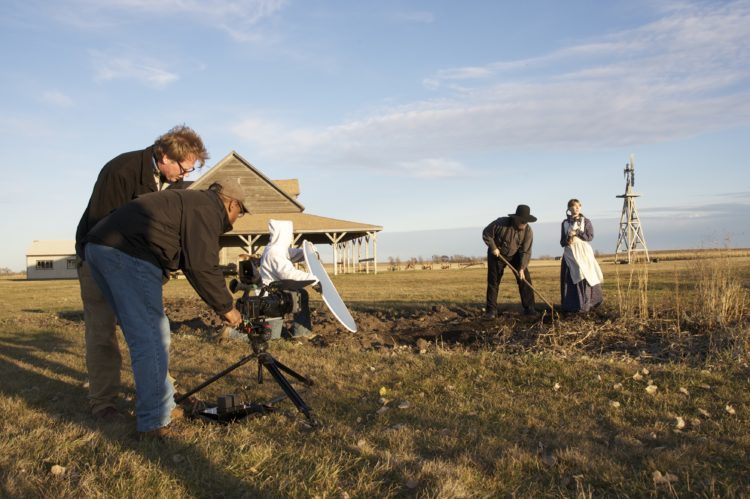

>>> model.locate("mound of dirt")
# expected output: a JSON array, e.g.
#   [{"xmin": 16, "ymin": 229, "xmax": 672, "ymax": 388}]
[{"xmin": 164, "ymin": 297, "xmax": 564, "ymax": 352}]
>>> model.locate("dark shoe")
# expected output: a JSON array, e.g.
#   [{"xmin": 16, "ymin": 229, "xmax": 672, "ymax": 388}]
[
  {"xmin": 93, "ymin": 406, "xmax": 121, "ymax": 421},
  {"xmin": 523, "ymin": 307, "xmax": 539, "ymax": 316},
  {"xmin": 483, "ymin": 312, "xmax": 496, "ymax": 320},
  {"xmin": 175, "ymin": 393, "xmax": 206, "ymax": 414},
  {"xmin": 138, "ymin": 425, "xmax": 177, "ymax": 441},
  {"xmin": 175, "ymin": 392, "xmax": 198, "ymax": 406}
]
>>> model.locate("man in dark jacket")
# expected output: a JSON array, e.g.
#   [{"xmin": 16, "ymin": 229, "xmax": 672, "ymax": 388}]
[
  {"xmin": 75, "ymin": 125, "xmax": 208, "ymax": 420},
  {"xmin": 84, "ymin": 179, "xmax": 246, "ymax": 438},
  {"xmin": 482, "ymin": 204, "xmax": 538, "ymax": 318}
]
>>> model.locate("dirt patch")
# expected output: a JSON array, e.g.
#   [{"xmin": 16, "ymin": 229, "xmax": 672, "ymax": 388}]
[
  {"xmin": 161, "ymin": 296, "xmax": 730, "ymax": 364},
  {"xmin": 164, "ymin": 297, "xmax": 608, "ymax": 353}
]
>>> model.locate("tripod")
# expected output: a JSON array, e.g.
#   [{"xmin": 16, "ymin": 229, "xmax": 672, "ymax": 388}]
[{"xmin": 175, "ymin": 319, "xmax": 317, "ymax": 425}]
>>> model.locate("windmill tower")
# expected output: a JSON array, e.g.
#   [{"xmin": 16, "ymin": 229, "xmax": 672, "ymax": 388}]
[{"xmin": 615, "ymin": 154, "xmax": 650, "ymax": 263}]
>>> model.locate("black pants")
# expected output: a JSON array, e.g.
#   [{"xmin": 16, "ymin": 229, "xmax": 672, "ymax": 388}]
[{"xmin": 485, "ymin": 251, "xmax": 535, "ymax": 314}]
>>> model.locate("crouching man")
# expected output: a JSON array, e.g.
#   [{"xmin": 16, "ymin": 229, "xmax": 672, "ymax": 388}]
[
  {"xmin": 259, "ymin": 219, "xmax": 319, "ymax": 339},
  {"xmin": 82, "ymin": 178, "xmax": 246, "ymax": 438}
]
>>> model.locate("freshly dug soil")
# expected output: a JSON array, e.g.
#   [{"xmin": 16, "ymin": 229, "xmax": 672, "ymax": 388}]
[{"xmin": 165, "ymin": 296, "xmax": 576, "ymax": 352}]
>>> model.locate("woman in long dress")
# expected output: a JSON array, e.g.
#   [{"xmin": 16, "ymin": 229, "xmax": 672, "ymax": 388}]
[{"xmin": 560, "ymin": 199, "xmax": 603, "ymax": 312}]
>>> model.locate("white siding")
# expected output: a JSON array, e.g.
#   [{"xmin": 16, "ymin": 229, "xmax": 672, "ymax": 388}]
[{"xmin": 26, "ymin": 240, "xmax": 78, "ymax": 280}]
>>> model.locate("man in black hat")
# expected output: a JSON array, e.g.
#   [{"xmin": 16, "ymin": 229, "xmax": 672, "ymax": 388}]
[
  {"xmin": 83, "ymin": 178, "xmax": 246, "ymax": 438},
  {"xmin": 481, "ymin": 204, "xmax": 538, "ymax": 318}
]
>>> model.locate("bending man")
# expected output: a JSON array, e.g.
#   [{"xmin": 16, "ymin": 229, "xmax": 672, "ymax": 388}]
[
  {"xmin": 83, "ymin": 179, "xmax": 246, "ymax": 438},
  {"xmin": 75, "ymin": 125, "xmax": 207, "ymax": 420},
  {"xmin": 481, "ymin": 204, "xmax": 538, "ymax": 318}
]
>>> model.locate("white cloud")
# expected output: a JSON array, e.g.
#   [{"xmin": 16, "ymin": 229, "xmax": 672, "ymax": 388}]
[
  {"xmin": 231, "ymin": 1, "xmax": 750, "ymax": 177},
  {"xmin": 40, "ymin": 90, "xmax": 74, "ymax": 107},
  {"xmin": 394, "ymin": 158, "xmax": 469, "ymax": 178},
  {"xmin": 92, "ymin": 54, "xmax": 179, "ymax": 87},
  {"xmin": 61, "ymin": 0, "xmax": 286, "ymax": 41}
]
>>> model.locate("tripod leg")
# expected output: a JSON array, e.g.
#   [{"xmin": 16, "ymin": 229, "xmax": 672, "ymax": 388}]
[
  {"xmin": 272, "ymin": 358, "xmax": 314, "ymax": 386},
  {"xmin": 175, "ymin": 353, "xmax": 256, "ymax": 404},
  {"xmin": 258, "ymin": 354, "xmax": 313, "ymax": 420}
]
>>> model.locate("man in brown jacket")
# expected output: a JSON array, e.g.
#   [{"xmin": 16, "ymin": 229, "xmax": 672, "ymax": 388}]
[{"xmin": 481, "ymin": 204, "xmax": 538, "ymax": 318}]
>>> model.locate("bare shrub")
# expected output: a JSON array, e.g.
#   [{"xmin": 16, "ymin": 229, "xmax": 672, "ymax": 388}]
[
  {"xmin": 614, "ymin": 263, "xmax": 650, "ymax": 322},
  {"xmin": 692, "ymin": 258, "xmax": 749, "ymax": 354},
  {"xmin": 695, "ymin": 259, "xmax": 747, "ymax": 327}
]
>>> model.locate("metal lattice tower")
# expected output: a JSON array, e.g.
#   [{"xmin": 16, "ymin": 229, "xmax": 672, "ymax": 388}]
[{"xmin": 615, "ymin": 154, "xmax": 650, "ymax": 263}]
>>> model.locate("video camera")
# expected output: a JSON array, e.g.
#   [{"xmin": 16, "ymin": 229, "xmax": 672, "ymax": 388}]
[{"xmin": 229, "ymin": 259, "xmax": 313, "ymax": 350}]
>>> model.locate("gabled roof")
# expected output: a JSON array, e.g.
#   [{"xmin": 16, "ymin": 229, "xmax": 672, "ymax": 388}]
[
  {"xmin": 228, "ymin": 212, "xmax": 382, "ymax": 235},
  {"xmin": 27, "ymin": 240, "xmax": 75, "ymax": 256},
  {"xmin": 225, "ymin": 213, "xmax": 382, "ymax": 245},
  {"xmin": 188, "ymin": 151, "xmax": 305, "ymax": 213}
]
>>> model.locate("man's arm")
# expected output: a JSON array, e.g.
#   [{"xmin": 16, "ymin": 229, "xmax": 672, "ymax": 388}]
[
  {"xmin": 518, "ymin": 226, "xmax": 533, "ymax": 271},
  {"xmin": 482, "ymin": 219, "xmax": 500, "ymax": 252},
  {"xmin": 181, "ymin": 208, "xmax": 235, "ymax": 316}
]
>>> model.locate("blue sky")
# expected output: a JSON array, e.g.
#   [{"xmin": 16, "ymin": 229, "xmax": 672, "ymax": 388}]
[{"xmin": 1, "ymin": 0, "xmax": 749, "ymax": 270}]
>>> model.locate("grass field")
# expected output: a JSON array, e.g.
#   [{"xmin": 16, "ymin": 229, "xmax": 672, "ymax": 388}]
[{"xmin": 0, "ymin": 250, "xmax": 748, "ymax": 497}]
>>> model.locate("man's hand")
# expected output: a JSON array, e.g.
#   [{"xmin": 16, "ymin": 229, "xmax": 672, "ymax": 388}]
[
  {"xmin": 312, "ymin": 282, "xmax": 322, "ymax": 293},
  {"xmin": 223, "ymin": 308, "xmax": 242, "ymax": 327},
  {"xmin": 519, "ymin": 269, "xmax": 526, "ymax": 281},
  {"xmin": 492, "ymin": 248, "xmax": 500, "ymax": 258}
]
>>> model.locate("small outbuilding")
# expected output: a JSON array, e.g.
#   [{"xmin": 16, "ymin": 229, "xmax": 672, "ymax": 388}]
[{"xmin": 26, "ymin": 240, "xmax": 77, "ymax": 280}]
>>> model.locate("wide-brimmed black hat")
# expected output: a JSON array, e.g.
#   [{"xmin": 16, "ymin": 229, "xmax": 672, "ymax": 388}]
[{"xmin": 508, "ymin": 204, "xmax": 537, "ymax": 223}]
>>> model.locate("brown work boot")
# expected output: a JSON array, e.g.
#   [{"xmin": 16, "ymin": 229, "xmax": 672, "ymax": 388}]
[
  {"xmin": 92, "ymin": 406, "xmax": 121, "ymax": 421},
  {"xmin": 175, "ymin": 393, "xmax": 202, "ymax": 414}
]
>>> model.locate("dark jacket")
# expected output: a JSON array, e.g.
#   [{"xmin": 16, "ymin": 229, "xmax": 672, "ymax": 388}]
[
  {"xmin": 75, "ymin": 146, "xmax": 184, "ymax": 258},
  {"xmin": 482, "ymin": 217, "xmax": 534, "ymax": 270},
  {"xmin": 86, "ymin": 189, "xmax": 234, "ymax": 315}
]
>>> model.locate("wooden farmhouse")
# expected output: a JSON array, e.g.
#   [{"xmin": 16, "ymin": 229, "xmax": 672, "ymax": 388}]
[
  {"xmin": 188, "ymin": 151, "xmax": 383, "ymax": 275},
  {"xmin": 26, "ymin": 240, "xmax": 77, "ymax": 280}
]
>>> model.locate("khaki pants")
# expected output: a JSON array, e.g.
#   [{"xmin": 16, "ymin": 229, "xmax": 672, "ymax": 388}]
[{"xmin": 77, "ymin": 259, "xmax": 121, "ymax": 414}]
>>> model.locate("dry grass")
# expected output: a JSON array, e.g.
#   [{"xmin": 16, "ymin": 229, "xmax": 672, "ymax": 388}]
[{"xmin": 1, "ymin": 250, "xmax": 749, "ymax": 497}]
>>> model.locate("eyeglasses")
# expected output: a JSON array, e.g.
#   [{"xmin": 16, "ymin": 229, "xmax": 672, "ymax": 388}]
[
  {"xmin": 234, "ymin": 200, "xmax": 246, "ymax": 217},
  {"xmin": 176, "ymin": 160, "xmax": 196, "ymax": 175}
]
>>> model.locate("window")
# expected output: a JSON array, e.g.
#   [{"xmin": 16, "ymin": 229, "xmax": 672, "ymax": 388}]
[
  {"xmin": 67, "ymin": 258, "xmax": 77, "ymax": 270},
  {"xmin": 36, "ymin": 260, "xmax": 54, "ymax": 270}
]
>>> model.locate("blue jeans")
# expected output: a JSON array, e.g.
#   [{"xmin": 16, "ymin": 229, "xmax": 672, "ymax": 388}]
[{"xmin": 85, "ymin": 244, "xmax": 175, "ymax": 432}]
